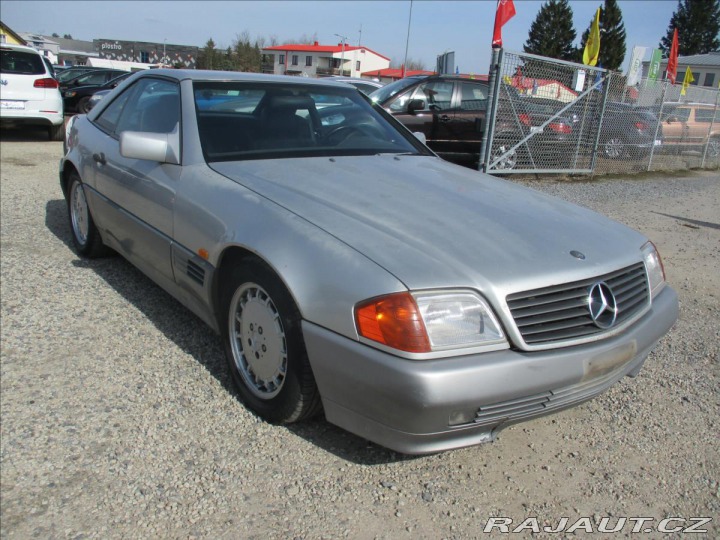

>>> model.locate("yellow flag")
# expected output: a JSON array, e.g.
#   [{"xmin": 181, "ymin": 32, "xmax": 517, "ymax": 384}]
[
  {"xmin": 681, "ymin": 66, "xmax": 695, "ymax": 96},
  {"xmin": 583, "ymin": 8, "xmax": 601, "ymax": 66}
]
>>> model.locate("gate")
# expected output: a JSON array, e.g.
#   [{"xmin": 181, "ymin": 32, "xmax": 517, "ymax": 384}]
[{"xmin": 483, "ymin": 50, "xmax": 610, "ymax": 175}]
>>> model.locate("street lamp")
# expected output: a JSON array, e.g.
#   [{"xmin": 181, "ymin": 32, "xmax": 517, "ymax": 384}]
[{"xmin": 334, "ymin": 33, "xmax": 347, "ymax": 76}]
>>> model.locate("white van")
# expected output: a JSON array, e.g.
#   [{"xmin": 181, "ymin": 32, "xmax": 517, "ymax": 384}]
[{"xmin": 1, "ymin": 43, "xmax": 64, "ymax": 140}]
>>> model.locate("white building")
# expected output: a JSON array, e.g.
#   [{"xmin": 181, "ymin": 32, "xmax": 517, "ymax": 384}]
[
  {"xmin": 642, "ymin": 51, "xmax": 720, "ymax": 88},
  {"xmin": 261, "ymin": 41, "xmax": 390, "ymax": 78}
]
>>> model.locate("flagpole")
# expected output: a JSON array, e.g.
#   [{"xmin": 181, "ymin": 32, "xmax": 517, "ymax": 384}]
[
  {"xmin": 402, "ymin": 0, "xmax": 413, "ymax": 78},
  {"xmin": 479, "ymin": 46, "xmax": 502, "ymax": 172}
]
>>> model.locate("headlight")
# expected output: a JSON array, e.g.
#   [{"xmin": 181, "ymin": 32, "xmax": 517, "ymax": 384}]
[
  {"xmin": 642, "ymin": 241, "xmax": 666, "ymax": 298},
  {"xmin": 355, "ymin": 290, "xmax": 507, "ymax": 355},
  {"xmin": 65, "ymin": 91, "xmax": 76, "ymax": 98}
]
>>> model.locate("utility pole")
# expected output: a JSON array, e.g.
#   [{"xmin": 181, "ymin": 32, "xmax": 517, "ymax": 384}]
[{"xmin": 334, "ymin": 33, "xmax": 347, "ymax": 76}]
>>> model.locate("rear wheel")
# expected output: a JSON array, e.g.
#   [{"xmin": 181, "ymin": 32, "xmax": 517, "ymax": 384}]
[
  {"xmin": 221, "ymin": 260, "xmax": 322, "ymax": 423},
  {"xmin": 49, "ymin": 122, "xmax": 64, "ymax": 142},
  {"xmin": 490, "ymin": 140, "xmax": 520, "ymax": 170},
  {"xmin": 67, "ymin": 173, "xmax": 109, "ymax": 257},
  {"xmin": 602, "ymin": 136, "xmax": 628, "ymax": 159},
  {"xmin": 77, "ymin": 96, "xmax": 92, "ymax": 114}
]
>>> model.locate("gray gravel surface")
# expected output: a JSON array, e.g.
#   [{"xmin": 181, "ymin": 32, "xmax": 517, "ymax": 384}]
[{"xmin": 1, "ymin": 135, "xmax": 718, "ymax": 538}]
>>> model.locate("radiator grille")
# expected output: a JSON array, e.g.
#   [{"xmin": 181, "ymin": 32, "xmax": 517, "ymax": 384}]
[{"xmin": 506, "ymin": 263, "xmax": 649, "ymax": 346}]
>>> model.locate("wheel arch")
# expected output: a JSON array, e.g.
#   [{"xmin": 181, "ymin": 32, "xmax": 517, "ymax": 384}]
[{"xmin": 59, "ymin": 160, "xmax": 80, "ymax": 199}]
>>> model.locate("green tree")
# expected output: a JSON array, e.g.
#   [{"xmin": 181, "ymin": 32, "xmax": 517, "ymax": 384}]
[
  {"xmin": 578, "ymin": 0, "xmax": 627, "ymax": 70},
  {"xmin": 51, "ymin": 32, "xmax": 59, "ymax": 38},
  {"xmin": 659, "ymin": 0, "xmax": 720, "ymax": 56},
  {"xmin": 197, "ymin": 38, "xmax": 218, "ymax": 70},
  {"xmin": 524, "ymin": 0, "xmax": 577, "ymax": 61},
  {"xmin": 63, "ymin": 34, "xmax": 73, "ymax": 39}
]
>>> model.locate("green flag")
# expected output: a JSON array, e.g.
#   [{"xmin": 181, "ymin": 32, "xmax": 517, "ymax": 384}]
[{"xmin": 647, "ymin": 49, "xmax": 662, "ymax": 86}]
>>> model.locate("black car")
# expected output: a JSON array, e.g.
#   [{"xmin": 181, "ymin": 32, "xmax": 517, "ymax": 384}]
[
  {"xmin": 598, "ymin": 102, "xmax": 663, "ymax": 159},
  {"xmin": 59, "ymin": 69, "xmax": 127, "ymax": 92},
  {"xmin": 55, "ymin": 65, "xmax": 105, "ymax": 83},
  {"xmin": 370, "ymin": 76, "xmax": 574, "ymax": 169},
  {"xmin": 63, "ymin": 72, "xmax": 132, "ymax": 114}
]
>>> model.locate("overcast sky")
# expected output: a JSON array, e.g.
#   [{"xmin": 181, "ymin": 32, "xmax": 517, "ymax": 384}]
[{"xmin": 1, "ymin": 1, "xmax": 679, "ymax": 73}]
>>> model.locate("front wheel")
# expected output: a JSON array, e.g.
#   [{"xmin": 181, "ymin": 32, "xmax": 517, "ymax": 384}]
[
  {"xmin": 77, "ymin": 96, "xmax": 92, "ymax": 114},
  {"xmin": 221, "ymin": 260, "xmax": 322, "ymax": 423},
  {"xmin": 602, "ymin": 136, "xmax": 628, "ymax": 159},
  {"xmin": 67, "ymin": 173, "xmax": 109, "ymax": 257}
]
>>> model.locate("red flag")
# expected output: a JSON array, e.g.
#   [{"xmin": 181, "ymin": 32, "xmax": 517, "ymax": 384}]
[
  {"xmin": 492, "ymin": 0, "xmax": 516, "ymax": 48},
  {"xmin": 667, "ymin": 28, "xmax": 679, "ymax": 84}
]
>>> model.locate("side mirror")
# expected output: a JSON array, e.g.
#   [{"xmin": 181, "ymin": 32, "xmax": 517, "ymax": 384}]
[
  {"xmin": 413, "ymin": 131, "xmax": 427, "ymax": 144},
  {"xmin": 407, "ymin": 99, "xmax": 425, "ymax": 114},
  {"xmin": 120, "ymin": 126, "xmax": 180, "ymax": 164}
]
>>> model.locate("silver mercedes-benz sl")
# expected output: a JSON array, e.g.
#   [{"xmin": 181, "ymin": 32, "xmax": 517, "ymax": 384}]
[{"xmin": 60, "ymin": 70, "xmax": 678, "ymax": 454}]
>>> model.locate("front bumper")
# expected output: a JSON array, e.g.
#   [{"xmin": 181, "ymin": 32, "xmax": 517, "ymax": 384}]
[{"xmin": 303, "ymin": 286, "xmax": 678, "ymax": 454}]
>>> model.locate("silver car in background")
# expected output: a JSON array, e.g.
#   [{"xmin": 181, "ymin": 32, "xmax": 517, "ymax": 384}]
[{"xmin": 60, "ymin": 70, "xmax": 678, "ymax": 454}]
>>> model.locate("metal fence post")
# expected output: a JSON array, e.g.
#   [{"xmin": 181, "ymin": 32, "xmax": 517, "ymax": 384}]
[
  {"xmin": 647, "ymin": 80, "xmax": 669, "ymax": 172},
  {"xmin": 700, "ymin": 87, "xmax": 720, "ymax": 168},
  {"xmin": 479, "ymin": 47, "xmax": 503, "ymax": 172},
  {"xmin": 588, "ymin": 70, "xmax": 612, "ymax": 174}
]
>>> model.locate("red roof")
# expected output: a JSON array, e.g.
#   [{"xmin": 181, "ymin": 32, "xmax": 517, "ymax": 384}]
[
  {"xmin": 263, "ymin": 43, "xmax": 390, "ymax": 62},
  {"xmin": 361, "ymin": 68, "xmax": 436, "ymax": 78}
]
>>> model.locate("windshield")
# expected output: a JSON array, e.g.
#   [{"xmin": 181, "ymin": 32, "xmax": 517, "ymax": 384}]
[
  {"xmin": 368, "ymin": 77, "xmax": 422, "ymax": 104},
  {"xmin": 194, "ymin": 82, "xmax": 431, "ymax": 162}
]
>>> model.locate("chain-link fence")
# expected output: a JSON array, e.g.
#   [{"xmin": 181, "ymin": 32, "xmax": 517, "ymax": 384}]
[{"xmin": 483, "ymin": 49, "xmax": 720, "ymax": 176}]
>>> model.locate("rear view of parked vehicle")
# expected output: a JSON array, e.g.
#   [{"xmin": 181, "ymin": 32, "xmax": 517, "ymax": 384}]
[{"xmin": 0, "ymin": 43, "xmax": 64, "ymax": 140}]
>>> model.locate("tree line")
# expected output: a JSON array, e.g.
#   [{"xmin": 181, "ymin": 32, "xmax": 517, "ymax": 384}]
[{"xmin": 524, "ymin": 0, "xmax": 719, "ymax": 71}]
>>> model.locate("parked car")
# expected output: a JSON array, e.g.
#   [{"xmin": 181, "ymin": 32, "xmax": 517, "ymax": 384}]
[
  {"xmin": 598, "ymin": 102, "xmax": 663, "ymax": 159},
  {"xmin": 63, "ymin": 72, "xmax": 132, "ymax": 114},
  {"xmin": 322, "ymin": 75, "xmax": 384, "ymax": 95},
  {"xmin": 56, "ymin": 65, "xmax": 105, "ymax": 83},
  {"xmin": 60, "ymin": 69, "xmax": 678, "ymax": 454},
  {"xmin": 370, "ymin": 76, "xmax": 574, "ymax": 169},
  {"xmin": 659, "ymin": 102, "xmax": 720, "ymax": 158},
  {"xmin": 0, "ymin": 43, "xmax": 64, "ymax": 140},
  {"xmin": 59, "ymin": 69, "xmax": 127, "ymax": 92},
  {"xmin": 85, "ymin": 89, "xmax": 112, "ymax": 112}
]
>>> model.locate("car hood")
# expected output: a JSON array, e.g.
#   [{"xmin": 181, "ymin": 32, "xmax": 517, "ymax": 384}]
[{"xmin": 211, "ymin": 156, "xmax": 647, "ymax": 295}]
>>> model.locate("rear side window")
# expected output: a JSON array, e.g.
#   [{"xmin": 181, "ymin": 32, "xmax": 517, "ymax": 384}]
[{"xmin": 0, "ymin": 50, "xmax": 45, "ymax": 75}]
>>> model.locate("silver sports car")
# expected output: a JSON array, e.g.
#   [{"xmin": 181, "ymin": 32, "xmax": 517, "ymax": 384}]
[{"xmin": 60, "ymin": 69, "xmax": 678, "ymax": 454}]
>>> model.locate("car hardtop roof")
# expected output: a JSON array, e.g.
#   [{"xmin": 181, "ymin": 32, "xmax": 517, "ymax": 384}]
[
  {"xmin": 663, "ymin": 101, "xmax": 715, "ymax": 107},
  {"xmin": 0, "ymin": 43, "xmax": 43, "ymax": 54},
  {"xmin": 141, "ymin": 68, "xmax": 357, "ymax": 89}
]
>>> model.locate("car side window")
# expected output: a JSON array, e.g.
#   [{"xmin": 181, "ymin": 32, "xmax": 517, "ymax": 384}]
[
  {"xmin": 675, "ymin": 108, "xmax": 691, "ymax": 121},
  {"xmin": 459, "ymin": 82, "xmax": 488, "ymax": 111},
  {"xmin": 116, "ymin": 79, "xmax": 180, "ymax": 134},
  {"xmin": 412, "ymin": 81, "xmax": 454, "ymax": 111},
  {"xmin": 94, "ymin": 85, "xmax": 135, "ymax": 133}
]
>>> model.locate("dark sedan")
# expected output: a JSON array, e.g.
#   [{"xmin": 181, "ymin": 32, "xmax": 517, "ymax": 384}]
[
  {"xmin": 63, "ymin": 72, "xmax": 132, "ymax": 114},
  {"xmin": 59, "ymin": 69, "xmax": 128, "ymax": 92}
]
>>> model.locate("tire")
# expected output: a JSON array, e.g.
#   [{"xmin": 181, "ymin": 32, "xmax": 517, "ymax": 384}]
[
  {"xmin": 489, "ymin": 139, "xmax": 520, "ymax": 171},
  {"xmin": 221, "ymin": 260, "xmax": 322, "ymax": 424},
  {"xmin": 602, "ymin": 136, "xmax": 628, "ymax": 159},
  {"xmin": 49, "ymin": 122, "xmax": 64, "ymax": 142},
  {"xmin": 77, "ymin": 96, "xmax": 92, "ymax": 114},
  {"xmin": 67, "ymin": 173, "xmax": 109, "ymax": 257},
  {"xmin": 707, "ymin": 138, "xmax": 720, "ymax": 159}
]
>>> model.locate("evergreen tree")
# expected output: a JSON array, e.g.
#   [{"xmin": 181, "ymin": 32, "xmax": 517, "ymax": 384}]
[
  {"xmin": 524, "ymin": 0, "xmax": 577, "ymax": 61},
  {"xmin": 659, "ymin": 0, "xmax": 720, "ymax": 56},
  {"xmin": 198, "ymin": 38, "xmax": 217, "ymax": 70},
  {"xmin": 578, "ymin": 0, "xmax": 627, "ymax": 70}
]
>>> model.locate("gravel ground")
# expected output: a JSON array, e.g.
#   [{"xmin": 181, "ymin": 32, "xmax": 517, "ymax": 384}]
[{"xmin": 1, "ymin": 133, "xmax": 718, "ymax": 539}]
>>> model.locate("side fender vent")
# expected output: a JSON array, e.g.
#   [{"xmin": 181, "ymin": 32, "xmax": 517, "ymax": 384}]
[{"xmin": 187, "ymin": 259, "xmax": 206, "ymax": 286}]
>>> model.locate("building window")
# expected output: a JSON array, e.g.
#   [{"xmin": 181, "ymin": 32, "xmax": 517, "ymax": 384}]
[
  {"xmin": 292, "ymin": 55, "xmax": 298, "ymax": 66},
  {"xmin": 279, "ymin": 54, "xmax": 285, "ymax": 65},
  {"xmin": 306, "ymin": 55, "xmax": 312, "ymax": 67},
  {"xmin": 356, "ymin": 61, "xmax": 360, "ymax": 71},
  {"xmin": 703, "ymin": 73, "xmax": 715, "ymax": 87},
  {"xmin": 140, "ymin": 51, "xmax": 149, "ymax": 63}
]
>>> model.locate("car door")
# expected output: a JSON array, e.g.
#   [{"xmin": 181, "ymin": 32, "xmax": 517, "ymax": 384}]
[
  {"xmin": 453, "ymin": 81, "xmax": 489, "ymax": 163},
  {"xmin": 89, "ymin": 77, "xmax": 180, "ymax": 282},
  {"xmin": 388, "ymin": 79, "xmax": 457, "ymax": 158},
  {"xmin": 663, "ymin": 106, "xmax": 691, "ymax": 147}
]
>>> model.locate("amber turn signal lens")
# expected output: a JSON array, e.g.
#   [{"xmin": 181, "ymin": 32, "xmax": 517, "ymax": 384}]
[{"xmin": 355, "ymin": 292, "xmax": 431, "ymax": 353}]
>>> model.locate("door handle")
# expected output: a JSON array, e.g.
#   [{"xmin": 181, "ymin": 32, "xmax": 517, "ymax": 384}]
[
  {"xmin": 92, "ymin": 152, "xmax": 106, "ymax": 165},
  {"xmin": 439, "ymin": 115, "xmax": 451, "ymax": 123}
]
